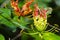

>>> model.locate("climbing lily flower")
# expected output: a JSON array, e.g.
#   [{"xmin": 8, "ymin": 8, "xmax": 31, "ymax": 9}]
[
  {"xmin": 11, "ymin": 0, "xmax": 21, "ymax": 16},
  {"xmin": 33, "ymin": 4, "xmax": 47, "ymax": 31},
  {"xmin": 11, "ymin": 0, "xmax": 34, "ymax": 16},
  {"xmin": 21, "ymin": 0, "xmax": 34, "ymax": 16}
]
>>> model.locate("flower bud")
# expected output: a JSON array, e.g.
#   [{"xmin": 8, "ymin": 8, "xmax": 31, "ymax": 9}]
[{"xmin": 33, "ymin": 4, "xmax": 47, "ymax": 31}]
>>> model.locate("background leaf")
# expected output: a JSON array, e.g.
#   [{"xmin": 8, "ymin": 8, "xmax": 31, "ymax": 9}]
[{"xmin": 0, "ymin": 34, "xmax": 5, "ymax": 40}]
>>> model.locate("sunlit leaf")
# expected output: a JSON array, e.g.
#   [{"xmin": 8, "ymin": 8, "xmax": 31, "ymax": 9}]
[
  {"xmin": 0, "ymin": 34, "xmax": 5, "ymax": 40},
  {"xmin": 43, "ymin": 32, "xmax": 60, "ymax": 40}
]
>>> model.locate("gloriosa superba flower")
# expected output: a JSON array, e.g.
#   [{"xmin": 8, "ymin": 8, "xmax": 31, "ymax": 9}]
[
  {"xmin": 11, "ymin": 0, "xmax": 52, "ymax": 31},
  {"xmin": 11, "ymin": 0, "xmax": 34, "ymax": 16},
  {"xmin": 33, "ymin": 4, "xmax": 47, "ymax": 31}
]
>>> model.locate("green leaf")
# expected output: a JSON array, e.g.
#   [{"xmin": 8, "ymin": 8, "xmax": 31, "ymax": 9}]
[
  {"xmin": 0, "ymin": 8, "xmax": 17, "ymax": 32},
  {"xmin": 31, "ymin": 34, "xmax": 41, "ymax": 40},
  {"xmin": 18, "ymin": 0, "xmax": 25, "ymax": 8},
  {"xmin": 0, "ymin": 34, "xmax": 5, "ymax": 40},
  {"xmin": 12, "ymin": 16, "xmax": 31, "ymax": 29},
  {"xmin": 12, "ymin": 16, "xmax": 26, "ymax": 29},
  {"xmin": 20, "ymin": 17, "xmax": 29, "ymax": 26},
  {"xmin": 21, "ymin": 33, "xmax": 28, "ymax": 40},
  {"xmin": 41, "ymin": 0, "xmax": 51, "ymax": 3},
  {"xmin": 21, "ymin": 32, "xmax": 35, "ymax": 40},
  {"xmin": 0, "ymin": 16, "xmax": 17, "ymax": 32},
  {"xmin": 0, "ymin": 8, "xmax": 11, "ymax": 18},
  {"xmin": 12, "ymin": 16, "xmax": 33, "ymax": 30},
  {"xmin": 0, "ymin": 0, "xmax": 4, "ymax": 4},
  {"xmin": 34, "ymin": 0, "xmax": 49, "ymax": 8},
  {"xmin": 43, "ymin": 32, "xmax": 60, "ymax": 40}
]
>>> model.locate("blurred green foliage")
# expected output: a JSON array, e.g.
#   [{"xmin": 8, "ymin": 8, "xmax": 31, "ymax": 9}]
[
  {"xmin": 0, "ymin": 34, "xmax": 5, "ymax": 40},
  {"xmin": 0, "ymin": 0, "xmax": 60, "ymax": 40}
]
